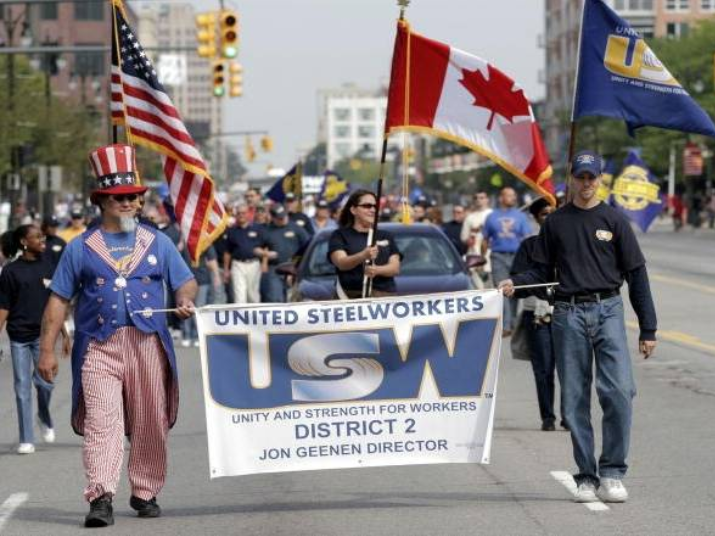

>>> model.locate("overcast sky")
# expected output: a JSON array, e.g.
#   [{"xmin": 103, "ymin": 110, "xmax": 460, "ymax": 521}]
[{"xmin": 130, "ymin": 0, "xmax": 545, "ymax": 176}]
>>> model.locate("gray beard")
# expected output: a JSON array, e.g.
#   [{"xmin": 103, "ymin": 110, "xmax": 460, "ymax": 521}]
[{"xmin": 119, "ymin": 216, "xmax": 137, "ymax": 233}]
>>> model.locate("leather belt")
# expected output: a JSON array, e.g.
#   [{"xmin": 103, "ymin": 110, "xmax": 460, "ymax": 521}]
[{"xmin": 554, "ymin": 289, "xmax": 619, "ymax": 304}]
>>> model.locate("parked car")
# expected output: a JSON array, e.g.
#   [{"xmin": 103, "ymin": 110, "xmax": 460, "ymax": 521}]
[{"xmin": 277, "ymin": 223, "xmax": 476, "ymax": 302}]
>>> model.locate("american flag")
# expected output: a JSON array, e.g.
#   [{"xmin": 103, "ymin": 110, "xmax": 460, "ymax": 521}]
[{"xmin": 110, "ymin": 1, "xmax": 227, "ymax": 263}]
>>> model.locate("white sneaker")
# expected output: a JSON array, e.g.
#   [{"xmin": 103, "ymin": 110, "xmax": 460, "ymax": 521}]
[
  {"xmin": 180, "ymin": 339, "xmax": 191, "ymax": 348},
  {"xmin": 38, "ymin": 420, "xmax": 56, "ymax": 443},
  {"xmin": 192, "ymin": 340, "xmax": 200, "ymax": 348},
  {"xmin": 573, "ymin": 481, "xmax": 598, "ymax": 503},
  {"xmin": 598, "ymin": 478, "xmax": 628, "ymax": 503},
  {"xmin": 17, "ymin": 443, "xmax": 35, "ymax": 455}
]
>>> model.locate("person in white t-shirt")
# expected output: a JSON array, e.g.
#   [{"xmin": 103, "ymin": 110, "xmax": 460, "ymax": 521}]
[{"xmin": 461, "ymin": 190, "xmax": 492, "ymax": 288}]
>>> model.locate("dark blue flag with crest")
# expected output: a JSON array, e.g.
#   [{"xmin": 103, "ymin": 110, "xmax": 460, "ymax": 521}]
[
  {"xmin": 610, "ymin": 150, "xmax": 662, "ymax": 232},
  {"xmin": 318, "ymin": 170, "xmax": 350, "ymax": 209},
  {"xmin": 573, "ymin": 0, "xmax": 715, "ymax": 137},
  {"xmin": 266, "ymin": 163, "xmax": 302, "ymax": 203}
]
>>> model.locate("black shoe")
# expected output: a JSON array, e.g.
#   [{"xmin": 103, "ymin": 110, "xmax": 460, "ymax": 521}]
[
  {"xmin": 541, "ymin": 420, "xmax": 556, "ymax": 431},
  {"xmin": 130, "ymin": 495, "xmax": 162, "ymax": 518},
  {"xmin": 560, "ymin": 420, "xmax": 570, "ymax": 431},
  {"xmin": 85, "ymin": 494, "xmax": 114, "ymax": 528}
]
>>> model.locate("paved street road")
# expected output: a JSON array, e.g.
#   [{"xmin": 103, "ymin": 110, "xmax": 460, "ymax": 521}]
[{"xmin": 1, "ymin": 220, "xmax": 713, "ymax": 535}]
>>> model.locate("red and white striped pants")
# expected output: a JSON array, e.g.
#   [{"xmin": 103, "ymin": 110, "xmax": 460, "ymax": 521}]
[{"xmin": 81, "ymin": 327, "xmax": 170, "ymax": 502}]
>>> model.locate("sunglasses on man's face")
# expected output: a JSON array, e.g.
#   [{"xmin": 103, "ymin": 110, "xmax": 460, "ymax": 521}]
[{"xmin": 110, "ymin": 194, "xmax": 139, "ymax": 203}]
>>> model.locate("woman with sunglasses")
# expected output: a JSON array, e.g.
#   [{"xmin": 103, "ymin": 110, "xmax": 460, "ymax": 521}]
[
  {"xmin": 0, "ymin": 224, "xmax": 70, "ymax": 454},
  {"xmin": 328, "ymin": 189, "xmax": 401, "ymax": 299}
]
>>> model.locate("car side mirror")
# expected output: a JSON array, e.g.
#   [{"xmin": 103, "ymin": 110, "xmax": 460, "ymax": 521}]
[{"xmin": 275, "ymin": 262, "xmax": 298, "ymax": 277}]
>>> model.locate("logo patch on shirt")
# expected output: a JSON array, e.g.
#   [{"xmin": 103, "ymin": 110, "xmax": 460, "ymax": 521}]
[
  {"xmin": 42, "ymin": 278, "xmax": 52, "ymax": 288},
  {"xmin": 596, "ymin": 230, "xmax": 613, "ymax": 242},
  {"xmin": 52, "ymin": 245, "xmax": 62, "ymax": 252},
  {"xmin": 376, "ymin": 239, "xmax": 389, "ymax": 247},
  {"xmin": 296, "ymin": 220, "xmax": 305, "ymax": 226},
  {"xmin": 248, "ymin": 231, "xmax": 257, "ymax": 238},
  {"xmin": 285, "ymin": 231, "xmax": 295, "ymax": 238},
  {"xmin": 147, "ymin": 254, "xmax": 158, "ymax": 266}
]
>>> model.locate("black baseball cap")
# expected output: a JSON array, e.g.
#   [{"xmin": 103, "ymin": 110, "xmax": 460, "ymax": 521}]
[
  {"xmin": 316, "ymin": 199, "xmax": 329, "ymax": 209},
  {"xmin": 284, "ymin": 192, "xmax": 297, "ymax": 202},
  {"xmin": 70, "ymin": 210, "xmax": 83, "ymax": 219},
  {"xmin": 270, "ymin": 204, "xmax": 287, "ymax": 218},
  {"xmin": 42, "ymin": 216, "xmax": 60, "ymax": 228}
]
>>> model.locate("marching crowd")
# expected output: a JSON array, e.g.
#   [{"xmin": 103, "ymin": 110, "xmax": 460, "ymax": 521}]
[{"xmin": 0, "ymin": 145, "xmax": 658, "ymax": 527}]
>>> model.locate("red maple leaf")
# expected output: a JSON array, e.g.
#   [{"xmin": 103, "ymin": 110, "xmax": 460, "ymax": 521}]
[{"xmin": 459, "ymin": 65, "xmax": 530, "ymax": 130}]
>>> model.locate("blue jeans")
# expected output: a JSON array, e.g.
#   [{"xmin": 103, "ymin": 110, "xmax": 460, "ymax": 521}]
[
  {"xmin": 491, "ymin": 251, "xmax": 517, "ymax": 330},
  {"xmin": 10, "ymin": 339, "xmax": 54, "ymax": 444},
  {"xmin": 181, "ymin": 284, "xmax": 209, "ymax": 341},
  {"xmin": 522, "ymin": 311, "xmax": 560, "ymax": 424},
  {"xmin": 552, "ymin": 296, "xmax": 635, "ymax": 486},
  {"xmin": 261, "ymin": 269, "xmax": 287, "ymax": 303}
]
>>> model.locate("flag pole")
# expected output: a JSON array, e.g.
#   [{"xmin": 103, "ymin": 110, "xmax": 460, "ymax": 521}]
[
  {"xmin": 363, "ymin": 0, "xmax": 411, "ymax": 298},
  {"xmin": 566, "ymin": 0, "xmax": 587, "ymax": 200}
]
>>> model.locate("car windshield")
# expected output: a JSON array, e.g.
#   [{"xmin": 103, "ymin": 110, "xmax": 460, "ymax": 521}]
[{"xmin": 303, "ymin": 231, "xmax": 462, "ymax": 277}]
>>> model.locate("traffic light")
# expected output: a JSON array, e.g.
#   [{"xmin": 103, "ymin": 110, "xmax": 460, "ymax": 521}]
[
  {"xmin": 195, "ymin": 12, "xmax": 217, "ymax": 59},
  {"xmin": 245, "ymin": 137, "xmax": 256, "ymax": 163},
  {"xmin": 260, "ymin": 135, "xmax": 273, "ymax": 152},
  {"xmin": 220, "ymin": 10, "xmax": 239, "ymax": 59},
  {"xmin": 228, "ymin": 62, "xmax": 243, "ymax": 97},
  {"xmin": 212, "ymin": 60, "xmax": 225, "ymax": 97}
]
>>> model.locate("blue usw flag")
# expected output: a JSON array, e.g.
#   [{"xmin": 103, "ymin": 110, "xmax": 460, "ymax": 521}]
[
  {"xmin": 611, "ymin": 150, "xmax": 662, "ymax": 233},
  {"xmin": 318, "ymin": 170, "xmax": 350, "ymax": 209},
  {"xmin": 573, "ymin": 0, "xmax": 715, "ymax": 137},
  {"xmin": 266, "ymin": 163, "xmax": 302, "ymax": 203}
]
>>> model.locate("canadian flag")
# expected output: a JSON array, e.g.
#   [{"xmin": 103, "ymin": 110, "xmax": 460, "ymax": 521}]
[{"xmin": 385, "ymin": 21, "xmax": 555, "ymax": 203}]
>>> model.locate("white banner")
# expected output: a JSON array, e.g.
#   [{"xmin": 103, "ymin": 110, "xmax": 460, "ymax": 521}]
[{"xmin": 196, "ymin": 290, "xmax": 503, "ymax": 478}]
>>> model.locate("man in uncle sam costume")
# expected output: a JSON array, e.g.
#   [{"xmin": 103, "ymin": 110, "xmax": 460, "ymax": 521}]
[{"xmin": 38, "ymin": 144, "xmax": 197, "ymax": 528}]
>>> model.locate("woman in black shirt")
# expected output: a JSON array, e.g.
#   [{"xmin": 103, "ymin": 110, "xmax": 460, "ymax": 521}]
[
  {"xmin": 0, "ymin": 224, "xmax": 69, "ymax": 454},
  {"xmin": 328, "ymin": 190, "xmax": 401, "ymax": 299}
]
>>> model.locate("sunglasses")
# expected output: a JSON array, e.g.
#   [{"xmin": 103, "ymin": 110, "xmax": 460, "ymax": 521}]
[
  {"xmin": 356, "ymin": 203, "xmax": 377, "ymax": 210},
  {"xmin": 110, "ymin": 194, "xmax": 139, "ymax": 203}
]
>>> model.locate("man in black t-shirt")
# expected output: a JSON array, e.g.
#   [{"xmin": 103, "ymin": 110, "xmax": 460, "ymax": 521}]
[
  {"xmin": 42, "ymin": 216, "xmax": 67, "ymax": 270},
  {"xmin": 499, "ymin": 150, "xmax": 657, "ymax": 505}
]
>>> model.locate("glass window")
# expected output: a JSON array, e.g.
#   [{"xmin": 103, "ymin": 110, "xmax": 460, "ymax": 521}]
[
  {"xmin": 358, "ymin": 108, "xmax": 374, "ymax": 121},
  {"xmin": 75, "ymin": 2, "xmax": 104, "ymax": 21},
  {"xmin": 358, "ymin": 125, "xmax": 375, "ymax": 138},
  {"xmin": 666, "ymin": 0, "xmax": 689, "ymax": 10},
  {"xmin": 334, "ymin": 125, "xmax": 351, "ymax": 138},
  {"xmin": 333, "ymin": 108, "xmax": 351, "ymax": 121},
  {"xmin": 702, "ymin": 0, "xmax": 715, "ymax": 10},
  {"xmin": 334, "ymin": 143, "xmax": 352, "ymax": 158},
  {"xmin": 75, "ymin": 46, "xmax": 105, "ymax": 76},
  {"xmin": 40, "ymin": 2, "xmax": 58, "ymax": 20},
  {"xmin": 614, "ymin": 0, "xmax": 625, "ymax": 9}
]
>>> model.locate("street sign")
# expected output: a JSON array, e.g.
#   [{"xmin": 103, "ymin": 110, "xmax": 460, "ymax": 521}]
[{"xmin": 157, "ymin": 54, "xmax": 187, "ymax": 87}]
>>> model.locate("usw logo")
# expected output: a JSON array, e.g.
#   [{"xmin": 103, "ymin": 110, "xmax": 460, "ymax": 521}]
[
  {"xmin": 604, "ymin": 34, "xmax": 678, "ymax": 86},
  {"xmin": 205, "ymin": 319, "xmax": 497, "ymax": 410}
]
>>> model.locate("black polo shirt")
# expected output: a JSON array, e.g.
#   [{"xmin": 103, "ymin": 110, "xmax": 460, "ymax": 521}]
[
  {"xmin": 226, "ymin": 224, "xmax": 263, "ymax": 261},
  {"xmin": 43, "ymin": 234, "xmax": 67, "ymax": 269},
  {"xmin": 289, "ymin": 212, "xmax": 315, "ymax": 236},
  {"xmin": 260, "ymin": 222, "xmax": 310, "ymax": 264}
]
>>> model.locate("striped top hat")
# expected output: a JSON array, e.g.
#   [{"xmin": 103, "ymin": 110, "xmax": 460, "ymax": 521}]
[{"xmin": 88, "ymin": 144, "xmax": 148, "ymax": 201}]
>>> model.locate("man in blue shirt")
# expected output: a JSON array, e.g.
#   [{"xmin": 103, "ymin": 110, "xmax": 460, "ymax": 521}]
[
  {"xmin": 37, "ymin": 144, "xmax": 196, "ymax": 528},
  {"xmin": 482, "ymin": 186, "xmax": 532, "ymax": 335}
]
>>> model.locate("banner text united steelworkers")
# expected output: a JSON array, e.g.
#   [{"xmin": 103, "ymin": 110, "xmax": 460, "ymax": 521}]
[{"xmin": 214, "ymin": 295, "xmax": 485, "ymax": 327}]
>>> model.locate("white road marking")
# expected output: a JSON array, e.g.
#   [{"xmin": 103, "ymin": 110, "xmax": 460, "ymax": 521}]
[
  {"xmin": 0, "ymin": 493, "xmax": 28, "ymax": 533},
  {"xmin": 550, "ymin": 471, "xmax": 609, "ymax": 512}
]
